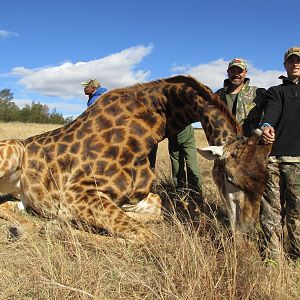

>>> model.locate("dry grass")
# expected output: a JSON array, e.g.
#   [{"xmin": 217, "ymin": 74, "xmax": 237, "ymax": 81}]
[{"xmin": 0, "ymin": 122, "xmax": 299, "ymax": 299}]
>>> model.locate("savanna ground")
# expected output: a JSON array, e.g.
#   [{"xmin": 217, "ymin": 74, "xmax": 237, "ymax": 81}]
[{"xmin": 0, "ymin": 122, "xmax": 299, "ymax": 299}]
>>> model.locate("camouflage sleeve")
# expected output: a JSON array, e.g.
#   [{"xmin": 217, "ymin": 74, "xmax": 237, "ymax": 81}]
[{"xmin": 242, "ymin": 87, "xmax": 267, "ymax": 136}]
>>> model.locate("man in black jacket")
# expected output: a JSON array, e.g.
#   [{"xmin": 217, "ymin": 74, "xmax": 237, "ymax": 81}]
[{"xmin": 261, "ymin": 47, "xmax": 300, "ymax": 264}]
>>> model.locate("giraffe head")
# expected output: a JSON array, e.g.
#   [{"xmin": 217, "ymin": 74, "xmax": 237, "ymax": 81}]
[
  {"xmin": 0, "ymin": 140, "xmax": 24, "ymax": 195},
  {"xmin": 198, "ymin": 129, "xmax": 272, "ymax": 233}
]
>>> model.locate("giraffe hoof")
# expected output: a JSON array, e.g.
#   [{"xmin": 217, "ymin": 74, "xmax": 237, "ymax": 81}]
[{"xmin": 7, "ymin": 225, "xmax": 24, "ymax": 241}]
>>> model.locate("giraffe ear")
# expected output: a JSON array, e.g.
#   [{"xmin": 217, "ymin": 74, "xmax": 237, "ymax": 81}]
[{"xmin": 197, "ymin": 145, "xmax": 224, "ymax": 160}]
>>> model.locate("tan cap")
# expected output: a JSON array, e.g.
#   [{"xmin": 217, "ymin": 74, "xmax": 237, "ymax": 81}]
[
  {"xmin": 81, "ymin": 79, "xmax": 101, "ymax": 88},
  {"xmin": 284, "ymin": 47, "xmax": 300, "ymax": 63},
  {"xmin": 227, "ymin": 58, "xmax": 247, "ymax": 70}
]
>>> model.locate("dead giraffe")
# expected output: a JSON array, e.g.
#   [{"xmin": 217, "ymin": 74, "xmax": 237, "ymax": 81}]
[{"xmin": 0, "ymin": 75, "xmax": 271, "ymax": 241}]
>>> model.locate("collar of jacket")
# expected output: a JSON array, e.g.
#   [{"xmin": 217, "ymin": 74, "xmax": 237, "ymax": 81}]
[{"xmin": 279, "ymin": 75, "xmax": 300, "ymax": 85}]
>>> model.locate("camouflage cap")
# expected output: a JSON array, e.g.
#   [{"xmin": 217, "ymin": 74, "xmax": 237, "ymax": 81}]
[
  {"xmin": 284, "ymin": 47, "xmax": 300, "ymax": 63},
  {"xmin": 81, "ymin": 79, "xmax": 101, "ymax": 88},
  {"xmin": 227, "ymin": 58, "xmax": 247, "ymax": 70}
]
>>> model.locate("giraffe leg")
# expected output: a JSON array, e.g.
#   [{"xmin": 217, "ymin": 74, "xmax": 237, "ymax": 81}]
[
  {"xmin": 64, "ymin": 190, "xmax": 155, "ymax": 244},
  {"xmin": 121, "ymin": 192, "xmax": 162, "ymax": 222},
  {"xmin": 121, "ymin": 158, "xmax": 162, "ymax": 221}
]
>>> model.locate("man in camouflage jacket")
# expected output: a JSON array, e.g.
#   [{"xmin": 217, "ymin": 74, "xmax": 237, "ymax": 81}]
[{"xmin": 215, "ymin": 58, "xmax": 266, "ymax": 136}]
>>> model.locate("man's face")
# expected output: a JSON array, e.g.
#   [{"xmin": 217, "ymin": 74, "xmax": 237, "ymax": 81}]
[
  {"xmin": 284, "ymin": 55, "xmax": 300, "ymax": 80},
  {"xmin": 84, "ymin": 85, "xmax": 96, "ymax": 96},
  {"xmin": 227, "ymin": 66, "xmax": 247, "ymax": 86}
]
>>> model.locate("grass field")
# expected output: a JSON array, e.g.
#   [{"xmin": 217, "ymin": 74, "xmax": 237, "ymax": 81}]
[{"xmin": 0, "ymin": 122, "xmax": 299, "ymax": 300}]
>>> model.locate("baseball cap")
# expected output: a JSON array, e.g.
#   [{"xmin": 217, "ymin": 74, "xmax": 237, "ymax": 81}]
[
  {"xmin": 227, "ymin": 58, "xmax": 247, "ymax": 70},
  {"xmin": 284, "ymin": 47, "xmax": 300, "ymax": 63},
  {"xmin": 81, "ymin": 79, "xmax": 101, "ymax": 88}
]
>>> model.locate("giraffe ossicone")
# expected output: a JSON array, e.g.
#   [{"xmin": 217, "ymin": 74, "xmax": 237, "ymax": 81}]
[{"xmin": 0, "ymin": 75, "xmax": 271, "ymax": 241}]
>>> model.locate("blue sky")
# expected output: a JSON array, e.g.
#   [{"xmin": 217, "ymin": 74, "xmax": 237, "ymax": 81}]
[{"xmin": 0, "ymin": 0, "xmax": 299, "ymax": 118}]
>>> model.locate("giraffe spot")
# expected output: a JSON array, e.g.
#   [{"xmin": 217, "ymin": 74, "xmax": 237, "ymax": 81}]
[
  {"xmin": 212, "ymin": 117, "xmax": 225, "ymax": 128},
  {"xmin": 136, "ymin": 91, "xmax": 146, "ymax": 98},
  {"xmin": 82, "ymin": 136, "xmax": 102, "ymax": 160},
  {"xmin": 104, "ymin": 146, "xmax": 120, "ymax": 160},
  {"xmin": 104, "ymin": 163, "xmax": 118, "ymax": 177},
  {"xmin": 213, "ymin": 129, "xmax": 220, "ymax": 140},
  {"xmin": 96, "ymin": 161, "xmax": 108, "ymax": 174},
  {"xmin": 57, "ymin": 143, "xmax": 68, "ymax": 156},
  {"xmin": 127, "ymin": 136, "xmax": 141, "ymax": 153},
  {"xmin": 70, "ymin": 142, "xmax": 80, "ymax": 154},
  {"xmin": 130, "ymin": 120, "xmax": 147, "ymax": 136},
  {"xmin": 102, "ymin": 128, "xmax": 126, "ymax": 144},
  {"xmin": 134, "ymin": 111, "xmax": 157, "ymax": 128},
  {"xmin": 126, "ymin": 99, "xmax": 143, "ymax": 112},
  {"xmin": 70, "ymin": 184, "xmax": 84, "ymax": 194},
  {"xmin": 62, "ymin": 133, "xmax": 74, "ymax": 143},
  {"xmin": 155, "ymin": 122, "xmax": 165, "ymax": 137},
  {"xmin": 70, "ymin": 170, "xmax": 85, "ymax": 184},
  {"xmin": 32, "ymin": 186, "xmax": 45, "ymax": 199},
  {"xmin": 80, "ymin": 179, "xmax": 98, "ymax": 187},
  {"xmin": 104, "ymin": 186, "xmax": 118, "ymax": 200},
  {"xmin": 115, "ymin": 114, "xmax": 129, "ymax": 126},
  {"xmin": 80, "ymin": 120, "xmax": 93, "ymax": 133},
  {"xmin": 136, "ymin": 168, "xmax": 152, "ymax": 188},
  {"xmin": 88, "ymin": 105, "xmax": 101, "ymax": 118},
  {"xmin": 145, "ymin": 136, "xmax": 156, "ymax": 149},
  {"xmin": 27, "ymin": 143, "xmax": 40, "ymax": 155},
  {"xmin": 28, "ymin": 159, "xmax": 45, "ymax": 173},
  {"xmin": 119, "ymin": 149, "xmax": 134, "ymax": 166},
  {"xmin": 94, "ymin": 177, "xmax": 108, "ymax": 186},
  {"xmin": 64, "ymin": 121, "xmax": 80, "ymax": 134},
  {"xmin": 102, "ymin": 94, "xmax": 119, "ymax": 106},
  {"xmin": 44, "ymin": 175, "xmax": 55, "ymax": 190},
  {"xmin": 222, "ymin": 130, "xmax": 229, "ymax": 139},
  {"xmin": 44, "ymin": 137, "xmax": 54, "ymax": 145},
  {"xmin": 113, "ymin": 173, "xmax": 129, "ymax": 191},
  {"xmin": 105, "ymin": 103, "xmax": 124, "ymax": 116},
  {"xmin": 57, "ymin": 156, "xmax": 78, "ymax": 172},
  {"xmin": 50, "ymin": 192, "xmax": 60, "ymax": 201},
  {"xmin": 53, "ymin": 134, "xmax": 61, "ymax": 143},
  {"xmin": 82, "ymin": 163, "xmax": 92, "ymax": 175},
  {"xmin": 95, "ymin": 115, "xmax": 113, "ymax": 130}
]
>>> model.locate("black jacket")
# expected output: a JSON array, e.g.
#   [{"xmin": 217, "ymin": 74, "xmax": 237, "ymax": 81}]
[{"xmin": 262, "ymin": 76, "xmax": 300, "ymax": 156}]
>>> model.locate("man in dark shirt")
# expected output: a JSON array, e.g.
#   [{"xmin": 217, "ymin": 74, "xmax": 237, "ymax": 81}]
[{"xmin": 261, "ymin": 46, "xmax": 300, "ymax": 264}]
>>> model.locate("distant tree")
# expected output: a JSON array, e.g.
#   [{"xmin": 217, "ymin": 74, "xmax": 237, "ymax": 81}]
[
  {"xmin": 0, "ymin": 88, "xmax": 72, "ymax": 124},
  {"xmin": 63, "ymin": 116, "xmax": 74, "ymax": 124},
  {"xmin": 0, "ymin": 89, "xmax": 14, "ymax": 102},
  {"xmin": 48, "ymin": 108, "xmax": 66, "ymax": 124},
  {"xmin": 0, "ymin": 89, "xmax": 19, "ymax": 122}
]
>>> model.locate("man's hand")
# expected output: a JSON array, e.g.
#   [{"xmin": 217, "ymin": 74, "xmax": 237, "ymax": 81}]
[{"xmin": 262, "ymin": 126, "xmax": 275, "ymax": 144}]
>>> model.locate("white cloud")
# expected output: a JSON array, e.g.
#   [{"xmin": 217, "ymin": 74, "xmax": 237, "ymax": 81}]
[
  {"xmin": 0, "ymin": 29, "xmax": 18, "ymax": 39},
  {"xmin": 13, "ymin": 98, "xmax": 32, "ymax": 108},
  {"xmin": 171, "ymin": 59, "xmax": 283, "ymax": 90},
  {"xmin": 11, "ymin": 44, "xmax": 153, "ymax": 99}
]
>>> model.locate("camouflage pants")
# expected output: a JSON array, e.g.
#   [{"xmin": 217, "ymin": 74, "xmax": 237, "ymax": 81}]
[{"xmin": 260, "ymin": 159, "xmax": 300, "ymax": 260}]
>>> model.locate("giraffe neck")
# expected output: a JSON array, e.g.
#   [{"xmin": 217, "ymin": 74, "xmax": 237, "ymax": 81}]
[{"xmin": 159, "ymin": 76, "xmax": 242, "ymax": 146}]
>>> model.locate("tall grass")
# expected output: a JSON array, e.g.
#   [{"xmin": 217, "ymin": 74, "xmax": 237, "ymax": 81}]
[{"xmin": 0, "ymin": 123, "xmax": 299, "ymax": 299}]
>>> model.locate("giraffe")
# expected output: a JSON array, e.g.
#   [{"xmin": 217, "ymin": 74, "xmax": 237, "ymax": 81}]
[{"xmin": 0, "ymin": 75, "xmax": 271, "ymax": 241}]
